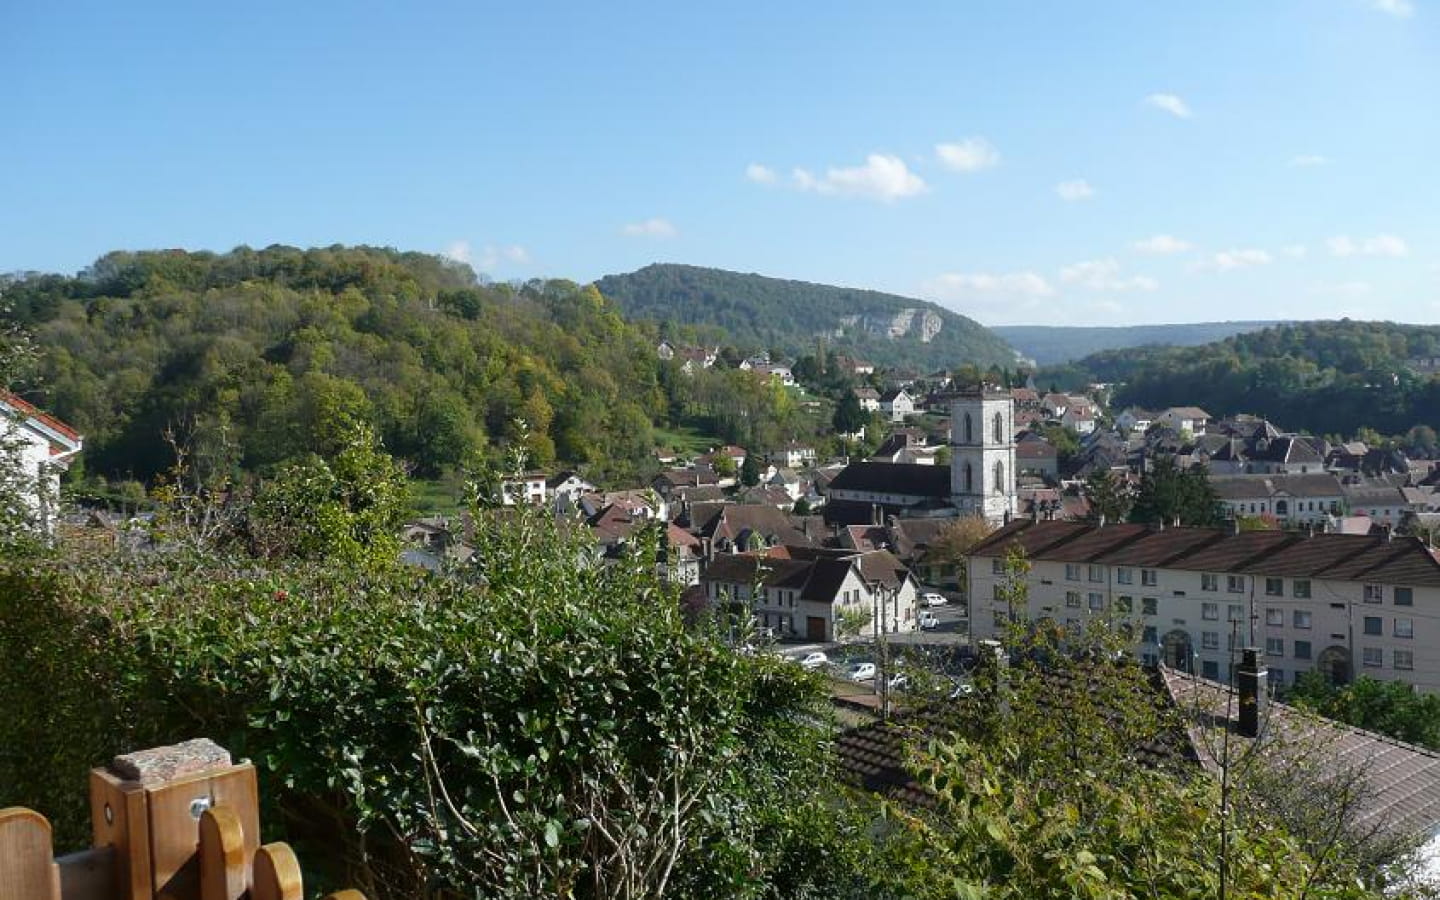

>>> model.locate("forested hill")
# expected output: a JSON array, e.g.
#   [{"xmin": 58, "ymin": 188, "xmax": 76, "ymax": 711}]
[
  {"xmin": 595, "ymin": 264, "xmax": 1018, "ymax": 370},
  {"xmin": 994, "ymin": 321, "xmax": 1280, "ymax": 365},
  {"xmin": 1062, "ymin": 320, "xmax": 1440, "ymax": 437},
  {"xmin": 2, "ymin": 246, "xmax": 670, "ymax": 485}
]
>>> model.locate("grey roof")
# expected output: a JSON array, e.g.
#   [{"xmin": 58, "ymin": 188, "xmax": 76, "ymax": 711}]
[
  {"xmin": 1340, "ymin": 475, "xmax": 1409, "ymax": 507},
  {"xmin": 969, "ymin": 519, "xmax": 1440, "ymax": 587},
  {"xmin": 828, "ymin": 462, "xmax": 951, "ymax": 500},
  {"xmin": 1250, "ymin": 436, "xmax": 1325, "ymax": 465},
  {"xmin": 1164, "ymin": 669, "xmax": 1440, "ymax": 842},
  {"xmin": 1210, "ymin": 473, "xmax": 1344, "ymax": 501}
]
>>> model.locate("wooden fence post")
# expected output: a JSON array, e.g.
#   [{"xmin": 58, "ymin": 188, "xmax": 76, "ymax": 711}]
[
  {"xmin": 4, "ymin": 739, "xmax": 368, "ymax": 900},
  {"xmin": 0, "ymin": 807, "xmax": 60, "ymax": 900}
]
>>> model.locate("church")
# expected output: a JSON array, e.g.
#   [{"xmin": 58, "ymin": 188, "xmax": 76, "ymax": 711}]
[{"xmin": 826, "ymin": 387, "xmax": 1018, "ymax": 527}]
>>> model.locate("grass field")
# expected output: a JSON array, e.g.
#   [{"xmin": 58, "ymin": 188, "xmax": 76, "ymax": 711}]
[
  {"xmin": 409, "ymin": 477, "xmax": 469, "ymax": 517},
  {"xmin": 653, "ymin": 422, "xmax": 723, "ymax": 458}
]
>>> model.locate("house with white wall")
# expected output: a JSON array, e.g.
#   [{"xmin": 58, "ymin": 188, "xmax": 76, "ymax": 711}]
[
  {"xmin": 1157, "ymin": 406, "xmax": 1211, "ymax": 435},
  {"xmin": 0, "ymin": 392, "xmax": 83, "ymax": 533},
  {"xmin": 879, "ymin": 388, "xmax": 915, "ymax": 422},
  {"xmin": 700, "ymin": 546, "xmax": 919, "ymax": 641}
]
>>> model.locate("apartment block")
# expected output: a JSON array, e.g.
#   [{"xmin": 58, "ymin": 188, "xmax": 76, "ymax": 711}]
[{"xmin": 967, "ymin": 520, "xmax": 1440, "ymax": 694}]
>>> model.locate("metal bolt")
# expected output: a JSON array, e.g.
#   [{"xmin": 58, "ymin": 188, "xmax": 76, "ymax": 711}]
[{"xmin": 189, "ymin": 797, "xmax": 212, "ymax": 820}]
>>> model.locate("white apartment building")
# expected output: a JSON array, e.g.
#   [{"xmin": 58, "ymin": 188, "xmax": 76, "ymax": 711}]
[{"xmin": 968, "ymin": 520, "xmax": 1440, "ymax": 694}]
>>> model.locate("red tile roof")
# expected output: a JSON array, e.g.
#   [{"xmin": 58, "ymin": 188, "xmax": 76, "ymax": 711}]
[
  {"xmin": 970, "ymin": 520, "xmax": 1440, "ymax": 587},
  {"xmin": 0, "ymin": 391, "xmax": 82, "ymax": 448}
]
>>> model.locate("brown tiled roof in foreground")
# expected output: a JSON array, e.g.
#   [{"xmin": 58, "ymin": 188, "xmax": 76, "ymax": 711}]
[
  {"xmin": 969, "ymin": 520, "xmax": 1440, "ymax": 587},
  {"xmin": 1163, "ymin": 668, "xmax": 1440, "ymax": 841}
]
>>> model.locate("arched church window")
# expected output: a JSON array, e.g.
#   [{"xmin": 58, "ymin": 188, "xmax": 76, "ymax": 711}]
[
  {"xmin": 963, "ymin": 462, "xmax": 973, "ymax": 493},
  {"xmin": 993, "ymin": 460, "xmax": 1005, "ymax": 493},
  {"xmin": 963, "ymin": 413, "xmax": 973, "ymax": 444},
  {"xmin": 993, "ymin": 412, "xmax": 1004, "ymax": 444}
]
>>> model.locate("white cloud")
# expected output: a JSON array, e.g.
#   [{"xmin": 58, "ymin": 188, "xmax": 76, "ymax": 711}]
[
  {"xmin": 1056, "ymin": 179, "xmax": 1095, "ymax": 201},
  {"xmin": 476, "ymin": 244, "xmax": 532, "ymax": 269},
  {"xmin": 1133, "ymin": 234, "xmax": 1193, "ymax": 254},
  {"xmin": 791, "ymin": 153, "xmax": 927, "ymax": 201},
  {"xmin": 745, "ymin": 163, "xmax": 778, "ymax": 184},
  {"xmin": 621, "ymin": 218, "xmax": 678, "ymax": 239},
  {"xmin": 442, "ymin": 240, "xmax": 472, "ymax": 265},
  {"xmin": 921, "ymin": 271, "xmax": 1055, "ymax": 302},
  {"xmin": 1367, "ymin": 0, "xmax": 1414, "ymax": 18},
  {"xmin": 1327, "ymin": 233, "xmax": 1408, "ymax": 257},
  {"xmin": 1281, "ymin": 244, "xmax": 1308, "ymax": 258},
  {"xmin": 1060, "ymin": 258, "xmax": 1159, "ymax": 291},
  {"xmin": 1288, "ymin": 154, "xmax": 1330, "ymax": 167},
  {"xmin": 1206, "ymin": 248, "xmax": 1273, "ymax": 271},
  {"xmin": 448, "ymin": 241, "xmax": 531, "ymax": 270},
  {"xmin": 935, "ymin": 137, "xmax": 1000, "ymax": 172},
  {"xmin": 1144, "ymin": 93, "xmax": 1193, "ymax": 118}
]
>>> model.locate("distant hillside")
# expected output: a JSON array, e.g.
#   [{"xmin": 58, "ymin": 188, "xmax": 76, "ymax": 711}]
[
  {"xmin": 2, "ymin": 246, "xmax": 672, "ymax": 485},
  {"xmin": 1059, "ymin": 320, "xmax": 1440, "ymax": 438},
  {"xmin": 994, "ymin": 321, "xmax": 1281, "ymax": 365},
  {"xmin": 595, "ymin": 264, "xmax": 1019, "ymax": 370}
]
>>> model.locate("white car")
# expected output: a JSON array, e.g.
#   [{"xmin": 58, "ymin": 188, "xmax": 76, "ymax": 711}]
[
  {"xmin": 949, "ymin": 681, "xmax": 976, "ymax": 699},
  {"xmin": 887, "ymin": 672, "xmax": 909, "ymax": 690},
  {"xmin": 798, "ymin": 651, "xmax": 829, "ymax": 670},
  {"xmin": 921, "ymin": 592, "xmax": 948, "ymax": 608},
  {"xmin": 848, "ymin": 662, "xmax": 877, "ymax": 682},
  {"xmin": 919, "ymin": 612, "xmax": 940, "ymax": 630}
]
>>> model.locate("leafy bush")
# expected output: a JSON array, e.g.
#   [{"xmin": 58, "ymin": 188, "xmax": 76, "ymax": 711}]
[{"xmin": 0, "ymin": 511, "xmax": 861, "ymax": 898}]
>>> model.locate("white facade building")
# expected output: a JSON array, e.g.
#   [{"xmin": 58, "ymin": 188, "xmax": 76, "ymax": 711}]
[
  {"xmin": 950, "ymin": 389, "xmax": 1017, "ymax": 526},
  {"xmin": 968, "ymin": 520, "xmax": 1440, "ymax": 694},
  {"xmin": 1, "ymin": 392, "xmax": 83, "ymax": 533}
]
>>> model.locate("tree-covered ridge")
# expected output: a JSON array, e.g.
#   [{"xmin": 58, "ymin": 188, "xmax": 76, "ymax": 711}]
[
  {"xmin": 2, "ymin": 246, "xmax": 668, "ymax": 484},
  {"xmin": 1053, "ymin": 320, "xmax": 1440, "ymax": 437},
  {"xmin": 994, "ymin": 320, "xmax": 1281, "ymax": 365},
  {"xmin": 595, "ymin": 263, "xmax": 1019, "ymax": 370}
]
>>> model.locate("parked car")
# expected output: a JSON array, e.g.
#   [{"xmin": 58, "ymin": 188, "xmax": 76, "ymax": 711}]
[
  {"xmin": 798, "ymin": 651, "xmax": 829, "ymax": 670},
  {"xmin": 848, "ymin": 662, "xmax": 877, "ymax": 682},
  {"xmin": 919, "ymin": 612, "xmax": 940, "ymax": 630},
  {"xmin": 887, "ymin": 672, "xmax": 909, "ymax": 690},
  {"xmin": 921, "ymin": 592, "xmax": 948, "ymax": 608},
  {"xmin": 949, "ymin": 680, "xmax": 975, "ymax": 699}
]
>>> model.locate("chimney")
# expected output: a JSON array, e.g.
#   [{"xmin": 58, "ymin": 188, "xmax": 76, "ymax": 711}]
[
  {"xmin": 1236, "ymin": 647, "xmax": 1268, "ymax": 739},
  {"xmin": 978, "ymin": 639, "xmax": 1009, "ymax": 717}
]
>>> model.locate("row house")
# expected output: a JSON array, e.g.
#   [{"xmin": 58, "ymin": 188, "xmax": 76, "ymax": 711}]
[
  {"xmin": 1210, "ymin": 473, "xmax": 1344, "ymax": 524},
  {"xmin": 968, "ymin": 520, "xmax": 1440, "ymax": 694},
  {"xmin": 700, "ymin": 546, "xmax": 919, "ymax": 641}
]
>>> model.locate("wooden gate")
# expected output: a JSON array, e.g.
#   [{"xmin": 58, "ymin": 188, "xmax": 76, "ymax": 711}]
[{"xmin": 0, "ymin": 740, "xmax": 365, "ymax": 900}]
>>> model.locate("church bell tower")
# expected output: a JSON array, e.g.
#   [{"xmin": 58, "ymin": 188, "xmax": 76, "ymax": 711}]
[{"xmin": 950, "ymin": 388, "xmax": 1017, "ymax": 525}]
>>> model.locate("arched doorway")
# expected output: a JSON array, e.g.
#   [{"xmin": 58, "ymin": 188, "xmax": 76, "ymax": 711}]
[
  {"xmin": 1316, "ymin": 646, "xmax": 1352, "ymax": 686},
  {"xmin": 1161, "ymin": 629, "xmax": 1193, "ymax": 671}
]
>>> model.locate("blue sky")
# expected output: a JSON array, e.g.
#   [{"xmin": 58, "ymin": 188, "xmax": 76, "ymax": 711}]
[{"xmin": 2, "ymin": 1, "xmax": 1436, "ymax": 325}]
